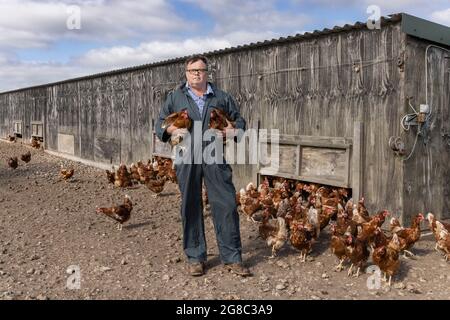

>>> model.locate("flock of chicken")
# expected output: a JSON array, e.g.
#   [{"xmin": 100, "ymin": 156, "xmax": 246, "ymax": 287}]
[
  {"xmin": 5, "ymin": 108, "xmax": 450, "ymax": 287},
  {"xmin": 96, "ymin": 156, "xmax": 178, "ymax": 230},
  {"xmin": 5, "ymin": 136, "xmax": 75, "ymax": 182},
  {"xmin": 235, "ymin": 177, "xmax": 450, "ymax": 286},
  {"xmin": 5, "ymin": 137, "xmax": 42, "ymax": 170}
]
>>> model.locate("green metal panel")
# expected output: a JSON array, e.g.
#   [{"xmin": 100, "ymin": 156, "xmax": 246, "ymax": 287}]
[{"xmin": 401, "ymin": 13, "xmax": 450, "ymax": 47}]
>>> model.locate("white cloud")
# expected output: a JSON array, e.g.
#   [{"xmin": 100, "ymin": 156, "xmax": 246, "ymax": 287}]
[
  {"xmin": 75, "ymin": 37, "xmax": 233, "ymax": 71},
  {"xmin": 181, "ymin": 0, "xmax": 311, "ymax": 36},
  {"xmin": 0, "ymin": 54, "xmax": 84, "ymax": 91},
  {"xmin": 430, "ymin": 8, "xmax": 450, "ymax": 26},
  {"xmin": 0, "ymin": 36, "xmax": 234, "ymax": 91},
  {"xmin": 0, "ymin": 0, "xmax": 188, "ymax": 49}
]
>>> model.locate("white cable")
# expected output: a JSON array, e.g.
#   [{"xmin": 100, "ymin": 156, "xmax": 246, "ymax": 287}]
[
  {"xmin": 424, "ymin": 45, "xmax": 450, "ymax": 121},
  {"xmin": 407, "ymin": 99, "xmax": 418, "ymax": 114},
  {"xmin": 400, "ymin": 46, "xmax": 449, "ymax": 161},
  {"xmin": 402, "ymin": 125, "xmax": 421, "ymax": 161}
]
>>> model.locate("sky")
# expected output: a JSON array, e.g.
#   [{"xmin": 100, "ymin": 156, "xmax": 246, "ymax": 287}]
[{"xmin": 0, "ymin": 0, "xmax": 448, "ymax": 92}]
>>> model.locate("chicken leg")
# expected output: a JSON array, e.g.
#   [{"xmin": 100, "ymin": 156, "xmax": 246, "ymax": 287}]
[
  {"xmin": 268, "ymin": 246, "xmax": 278, "ymax": 259},
  {"xmin": 334, "ymin": 259, "xmax": 345, "ymax": 271},
  {"xmin": 402, "ymin": 250, "xmax": 415, "ymax": 259},
  {"xmin": 347, "ymin": 263, "xmax": 354, "ymax": 277}
]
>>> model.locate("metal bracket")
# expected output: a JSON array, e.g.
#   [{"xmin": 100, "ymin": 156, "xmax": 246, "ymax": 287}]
[{"xmin": 403, "ymin": 113, "xmax": 418, "ymax": 127}]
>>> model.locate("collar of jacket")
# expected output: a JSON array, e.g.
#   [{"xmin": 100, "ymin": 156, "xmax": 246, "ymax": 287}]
[
  {"xmin": 179, "ymin": 82, "xmax": 216, "ymax": 122},
  {"xmin": 179, "ymin": 81, "xmax": 216, "ymax": 96}
]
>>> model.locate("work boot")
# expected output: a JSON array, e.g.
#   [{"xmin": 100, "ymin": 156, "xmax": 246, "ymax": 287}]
[
  {"xmin": 188, "ymin": 262, "xmax": 205, "ymax": 277},
  {"xmin": 224, "ymin": 263, "xmax": 252, "ymax": 277}
]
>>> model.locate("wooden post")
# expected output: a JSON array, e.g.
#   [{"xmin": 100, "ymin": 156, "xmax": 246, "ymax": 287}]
[
  {"xmin": 352, "ymin": 121, "xmax": 364, "ymax": 202},
  {"xmin": 150, "ymin": 118, "xmax": 155, "ymax": 158},
  {"xmin": 252, "ymin": 119, "xmax": 260, "ymax": 186}
]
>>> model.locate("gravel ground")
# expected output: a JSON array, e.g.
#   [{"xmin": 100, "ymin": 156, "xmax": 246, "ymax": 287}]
[{"xmin": 0, "ymin": 140, "xmax": 449, "ymax": 300}]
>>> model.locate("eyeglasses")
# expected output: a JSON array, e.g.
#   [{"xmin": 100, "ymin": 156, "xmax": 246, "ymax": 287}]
[{"xmin": 186, "ymin": 68, "xmax": 208, "ymax": 74}]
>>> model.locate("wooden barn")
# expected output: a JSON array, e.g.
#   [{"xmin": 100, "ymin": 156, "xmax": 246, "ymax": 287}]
[{"xmin": 0, "ymin": 13, "xmax": 449, "ymax": 223}]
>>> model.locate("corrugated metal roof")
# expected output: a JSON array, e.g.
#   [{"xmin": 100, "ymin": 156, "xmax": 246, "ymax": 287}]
[{"xmin": 2, "ymin": 12, "xmax": 446, "ymax": 95}]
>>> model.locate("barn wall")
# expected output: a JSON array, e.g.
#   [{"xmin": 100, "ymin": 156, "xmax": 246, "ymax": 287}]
[
  {"xmin": 208, "ymin": 23, "xmax": 406, "ymax": 216},
  {"xmin": 0, "ymin": 22, "xmax": 413, "ymax": 219},
  {"xmin": 403, "ymin": 37, "xmax": 450, "ymax": 222}
]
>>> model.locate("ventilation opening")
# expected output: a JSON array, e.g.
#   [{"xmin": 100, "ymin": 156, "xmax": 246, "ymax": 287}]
[{"xmin": 31, "ymin": 121, "xmax": 44, "ymax": 141}]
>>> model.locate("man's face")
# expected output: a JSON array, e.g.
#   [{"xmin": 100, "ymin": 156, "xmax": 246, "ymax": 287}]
[{"xmin": 185, "ymin": 60, "xmax": 208, "ymax": 88}]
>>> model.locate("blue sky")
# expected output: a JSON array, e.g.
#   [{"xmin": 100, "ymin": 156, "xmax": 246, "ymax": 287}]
[{"xmin": 0, "ymin": 0, "xmax": 449, "ymax": 92}]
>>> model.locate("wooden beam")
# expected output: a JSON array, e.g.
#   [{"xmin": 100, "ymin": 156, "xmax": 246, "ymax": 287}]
[{"xmin": 351, "ymin": 121, "xmax": 364, "ymax": 202}]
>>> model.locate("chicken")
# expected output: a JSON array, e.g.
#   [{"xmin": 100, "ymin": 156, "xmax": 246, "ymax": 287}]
[
  {"xmin": 389, "ymin": 217, "xmax": 403, "ymax": 234},
  {"xmin": 129, "ymin": 163, "xmax": 141, "ymax": 182},
  {"xmin": 373, "ymin": 227, "xmax": 390, "ymax": 249},
  {"xmin": 307, "ymin": 206, "xmax": 321, "ymax": 238},
  {"xmin": 137, "ymin": 161, "xmax": 154, "ymax": 184},
  {"xmin": 20, "ymin": 151, "xmax": 31, "ymax": 163},
  {"xmin": 60, "ymin": 166, "xmax": 74, "ymax": 181},
  {"xmin": 7, "ymin": 134, "xmax": 16, "ymax": 142},
  {"xmin": 357, "ymin": 216, "xmax": 380, "ymax": 246},
  {"xmin": 319, "ymin": 206, "xmax": 336, "ymax": 231},
  {"xmin": 435, "ymin": 221, "xmax": 450, "ymax": 260},
  {"xmin": 162, "ymin": 109, "xmax": 192, "ymax": 130},
  {"xmin": 370, "ymin": 210, "xmax": 390, "ymax": 228},
  {"xmin": 345, "ymin": 233, "xmax": 370, "ymax": 277},
  {"xmin": 239, "ymin": 188, "xmax": 262, "ymax": 222},
  {"xmin": 294, "ymin": 182, "xmax": 305, "ymax": 193},
  {"xmin": 209, "ymin": 108, "xmax": 235, "ymax": 131},
  {"xmin": 337, "ymin": 188, "xmax": 349, "ymax": 199},
  {"xmin": 156, "ymin": 158, "xmax": 177, "ymax": 183},
  {"xmin": 114, "ymin": 164, "xmax": 132, "ymax": 188},
  {"xmin": 145, "ymin": 176, "xmax": 166, "ymax": 197},
  {"xmin": 245, "ymin": 182, "xmax": 260, "ymax": 199},
  {"xmin": 329, "ymin": 223, "xmax": 348, "ymax": 271},
  {"xmin": 290, "ymin": 220, "xmax": 316, "ymax": 262},
  {"xmin": 357, "ymin": 197, "xmax": 370, "ymax": 220},
  {"xmin": 7, "ymin": 157, "xmax": 18, "ymax": 169},
  {"xmin": 276, "ymin": 198, "xmax": 291, "ymax": 219},
  {"xmin": 96, "ymin": 195, "xmax": 133, "ymax": 230},
  {"xmin": 336, "ymin": 204, "xmax": 358, "ymax": 236},
  {"xmin": 426, "ymin": 213, "xmax": 450, "ymax": 251},
  {"xmin": 352, "ymin": 203, "xmax": 369, "ymax": 225},
  {"xmin": 258, "ymin": 210, "xmax": 288, "ymax": 258},
  {"xmin": 161, "ymin": 109, "xmax": 192, "ymax": 146},
  {"xmin": 391, "ymin": 213, "xmax": 424, "ymax": 258},
  {"xmin": 30, "ymin": 137, "xmax": 41, "ymax": 149},
  {"xmin": 105, "ymin": 168, "xmax": 116, "ymax": 184},
  {"xmin": 345, "ymin": 198, "xmax": 354, "ymax": 219},
  {"xmin": 372, "ymin": 233, "xmax": 401, "ymax": 286}
]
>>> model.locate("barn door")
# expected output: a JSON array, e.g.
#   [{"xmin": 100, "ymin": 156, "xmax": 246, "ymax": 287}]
[{"xmin": 257, "ymin": 121, "xmax": 363, "ymax": 199}]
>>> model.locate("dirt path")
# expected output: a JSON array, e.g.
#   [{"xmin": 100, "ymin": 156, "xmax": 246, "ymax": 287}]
[{"xmin": 0, "ymin": 141, "xmax": 449, "ymax": 300}]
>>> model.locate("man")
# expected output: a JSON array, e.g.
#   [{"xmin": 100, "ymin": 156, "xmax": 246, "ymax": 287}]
[{"xmin": 155, "ymin": 55, "xmax": 251, "ymax": 277}]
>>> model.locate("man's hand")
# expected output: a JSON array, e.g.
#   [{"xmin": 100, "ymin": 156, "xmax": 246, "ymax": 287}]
[
  {"xmin": 167, "ymin": 125, "xmax": 189, "ymax": 136},
  {"xmin": 166, "ymin": 124, "xmax": 178, "ymax": 135},
  {"xmin": 169, "ymin": 128, "xmax": 189, "ymax": 146}
]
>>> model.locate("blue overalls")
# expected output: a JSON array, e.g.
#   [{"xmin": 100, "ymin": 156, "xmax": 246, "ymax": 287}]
[{"xmin": 155, "ymin": 82, "xmax": 246, "ymax": 264}]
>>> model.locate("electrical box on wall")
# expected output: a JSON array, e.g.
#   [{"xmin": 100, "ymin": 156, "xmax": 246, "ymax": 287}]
[{"xmin": 419, "ymin": 104, "xmax": 430, "ymax": 113}]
